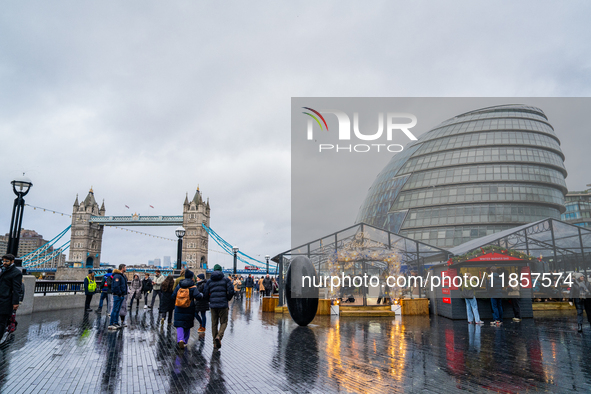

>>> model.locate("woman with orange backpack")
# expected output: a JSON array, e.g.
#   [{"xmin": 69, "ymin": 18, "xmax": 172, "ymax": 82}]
[{"xmin": 172, "ymin": 270, "xmax": 203, "ymax": 349}]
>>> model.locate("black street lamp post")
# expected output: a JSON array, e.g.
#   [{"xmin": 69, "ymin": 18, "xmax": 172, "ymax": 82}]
[
  {"xmin": 265, "ymin": 255, "xmax": 270, "ymax": 274},
  {"xmin": 7, "ymin": 175, "xmax": 33, "ymax": 266},
  {"xmin": 232, "ymin": 247, "xmax": 239, "ymax": 275},
  {"xmin": 175, "ymin": 226, "xmax": 185, "ymax": 270}
]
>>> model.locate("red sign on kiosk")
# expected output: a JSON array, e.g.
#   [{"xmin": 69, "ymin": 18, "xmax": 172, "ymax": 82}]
[{"xmin": 467, "ymin": 252, "xmax": 522, "ymax": 262}]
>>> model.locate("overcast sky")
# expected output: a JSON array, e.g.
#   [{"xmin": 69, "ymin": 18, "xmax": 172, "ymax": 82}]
[{"xmin": 1, "ymin": 1, "xmax": 590, "ymax": 268}]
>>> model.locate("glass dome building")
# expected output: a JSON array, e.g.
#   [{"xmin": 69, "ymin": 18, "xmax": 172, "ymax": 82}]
[{"xmin": 356, "ymin": 104, "xmax": 568, "ymax": 248}]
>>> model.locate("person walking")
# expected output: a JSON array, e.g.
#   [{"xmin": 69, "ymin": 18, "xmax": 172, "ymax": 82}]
[
  {"xmin": 141, "ymin": 273, "xmax": 153, "ymax": 309},
  {"xmin": 272, "ymin": 277, "xmax": 278, "ymax": 294},
  {"xmin": 258, "ymin": 276, "xmax": 265, "ymax": 298},
  {"xmin": 150, "ymin": 270, "xmax": 165, "ymax": 310},
  {"xmin": 508, "ymin": 280, "xmax": 522, "ymax": 322},
  {"xmin": 244, "ymin": 274, "xmax": 254, "ymax": 299},
  {"xmin": 172, "ymin": 270, "xmax": 203, "ymax": 349},
  {"xmin": 158, "ymin": 275, "xmax": 175, "ymax": 325},
  {"xmin": 569, "ymin": 272, "xmax": 591, "ymax": 332},
  {"xmin": 128, "ymin": 274, "xmax": 142, "ymax": 312},
  {"xmin": 240, "ymin": 276, "xmax": 246, "ymax": 297},
  {"xmin": 96, "ymin": 268, "xmax": 112, "ymax": 313},
  {"xmin": 204, "ymin": 264, "xmax": 235, "ymax": 349},
  {"xmin": 195, "ymin": 274, "xmax": 209, "ymax": 332},
  {"xmin": 109, "ymin": 264, "xmax": 128, "ymax": 330},
  {"xmin": 263, "ymin": 274, "xmax": 272, "ymax": 297},
  {"xmin": 233, "ymin": 276, "xmax": 242, "ymax": 300},
  {"xmin": 0, "ymin": 255, "xmax": 22, "ymax": 342},
  {"xmin": 83, "ymin": 270, "xmax": 97, "ymax": 312},
  {"xmin": 488, "ymin": 267, "xmax": 504, "ymax": 326},
  {"xmin": 462, "ymin": 272, "xmax": 483, "ymax": 324}
]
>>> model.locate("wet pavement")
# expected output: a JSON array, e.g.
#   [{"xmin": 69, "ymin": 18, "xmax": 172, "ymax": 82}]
[{"xmin": 0, "ymin": 298, "xmax": 590, "ymax": 393}]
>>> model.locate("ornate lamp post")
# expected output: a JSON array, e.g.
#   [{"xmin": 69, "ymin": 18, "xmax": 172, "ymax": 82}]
[
  {"xmin": 7, "ymin": 175, "xmax": 33, "ymax": 266},
  {"xmin": 265, "ymin": 255, "xmax": 270, "ymax": 274},
  {"xmin": 232, "ymin": 247, "xmax": 239, "ymax": 275},
  {"xmin": 175, "ymin": 226, "xmax": 185, "ymax": 270}
]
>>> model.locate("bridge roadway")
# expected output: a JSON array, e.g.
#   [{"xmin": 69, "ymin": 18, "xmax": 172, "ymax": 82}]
[{"xmin": 89, "ymin": 215, "xmax": 183, "ymax": 226}]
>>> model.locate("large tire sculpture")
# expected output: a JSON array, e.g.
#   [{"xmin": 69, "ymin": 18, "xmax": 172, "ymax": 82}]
[{"xmin": 285, "ymin": 256, "xmax": 319, "ymax": 326}]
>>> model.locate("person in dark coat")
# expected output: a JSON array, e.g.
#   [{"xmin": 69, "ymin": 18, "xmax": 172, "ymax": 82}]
[
  {"xmin": 83, "ymin": 270, "xmax": 97, "ymax": 311},
  {"xmin": 244, "ymin": 274, "xmax": 254, "ymax": 299},
  {"xmin": 141, "ymin": 273, "xmax": 153, "ymax": 309},
  {"xmin": 263, "ymin": 274, "xmax": 273, "ymax": 297},
  {"xmin": 158, "ymin": 275, "xmax": 175, "ymax": 325},
  {"xmin": 195, "ymin": 274, "xmax": 209, "ymax": 332},
  {"xmin": 109, "ymin": 264, "xmax": 128, "ymax": 329},
  {"xmin": 172, "ymin": 270, "xmax": 203, "ymax": 349},
  {"xmin": 203, "ymin": 264, "xmax": 235, "ymax": 349},
  {"xmin": 0, "ymin": 254, "xmax": 22, "ymax": 341}
]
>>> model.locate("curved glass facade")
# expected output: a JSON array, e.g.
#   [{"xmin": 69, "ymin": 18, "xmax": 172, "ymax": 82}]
[{"xmin": 356, "ymin": 104, "xmax": 567, "ymax": 248}]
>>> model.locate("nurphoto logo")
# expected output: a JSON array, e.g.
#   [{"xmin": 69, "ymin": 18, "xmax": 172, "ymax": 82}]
[{"xmin": 302, "ymin": 107, "xmax": 418, "ymax": 153}]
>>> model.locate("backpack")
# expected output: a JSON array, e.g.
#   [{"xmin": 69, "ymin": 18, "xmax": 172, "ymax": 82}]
[
  {"xmin": 107, "ymin": 275, "xmax": 113, "ymax": 290},
  {"xmin": 175, "ymin": 286, "xmax": 196, "ymax": 308},
  {"xmin": 87, "ymin": 278, "xmax": 96, "ymax": 292}
]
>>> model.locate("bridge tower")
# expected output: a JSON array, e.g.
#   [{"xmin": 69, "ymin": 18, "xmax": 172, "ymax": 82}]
[
  {"xmin": 182, "ymin": 187, "xmax": 210, "ymax": 271},
  {"xmin": 68, "ymin": 188, "xmax": 105, "ymax": 268}
]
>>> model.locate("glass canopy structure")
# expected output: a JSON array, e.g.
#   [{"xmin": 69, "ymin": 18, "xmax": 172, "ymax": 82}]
[
  {"xmin": 273, "ymin": 223, "xmax": 448, "ymax": 303},
  {"xmin": 447, "ymin": 218, "xmax": 591, "ymax": 274}
]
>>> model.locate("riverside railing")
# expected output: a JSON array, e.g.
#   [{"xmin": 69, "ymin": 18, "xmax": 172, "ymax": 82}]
[{"xmin": 35, "ymin": 280, "xmax": 85, "ymax": 296}]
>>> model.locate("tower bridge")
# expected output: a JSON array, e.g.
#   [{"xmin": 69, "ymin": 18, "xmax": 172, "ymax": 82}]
[{"xmin": 68, "ymin": 187, "xmax": 210, "ymax": 271}]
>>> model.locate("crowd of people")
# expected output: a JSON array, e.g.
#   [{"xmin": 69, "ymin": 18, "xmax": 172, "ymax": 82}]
[
  {"xmin": 227, "ymin": 273, "xmax": 278, "ymax": 299},
  {"xmin": 80, "ymin": 265, "xmax": 278, "ymax": 350}
]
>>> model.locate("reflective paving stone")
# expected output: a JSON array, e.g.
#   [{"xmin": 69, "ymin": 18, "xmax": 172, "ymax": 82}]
[{"xmin": 0, "ymin": 301, "xmax": 590, "ymax": 393}]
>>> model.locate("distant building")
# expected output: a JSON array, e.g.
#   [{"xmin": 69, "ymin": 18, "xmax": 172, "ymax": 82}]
[
  {"xmin": 561, "ymin": 187, "xmax": 591, "ymax": 228},
  {"xmin": 182, "ymin": 188, "xmax": 210, "ymax": 270},
  {"xmin": 163, "ymin": 256, "xmax": 171, "ymax": 268},
  {"xmin": 0, "ymin": 229, "xmax": 66, "ymax": 269},
  {"xmin": 68, "ymin": 188, "xmax": 105, "ymax": 268},
  {"xmin": 148, "ymin": 260, "xmax": 154, "ymax": 266},
  {"xmin": 356, "ymin": 105, "xmax": 567, "ymax": 248},
  {"xmin": 154, "ymin": 258, "xmax": 161, "ymax": 267}
]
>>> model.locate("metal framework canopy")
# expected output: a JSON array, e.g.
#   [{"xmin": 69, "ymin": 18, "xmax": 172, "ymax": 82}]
[
  {"xmin": 272, "ymin": 222, "xmax": 448, "ymax": 276},
  {"xmin": 447, "ymin": 218, "xmax": 591, "ymax": 273}
]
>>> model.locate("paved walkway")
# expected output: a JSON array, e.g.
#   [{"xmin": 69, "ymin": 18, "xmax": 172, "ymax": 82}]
[{"xmin": 0, "ymin": 297, "xmax": 590, "ymax": 393}]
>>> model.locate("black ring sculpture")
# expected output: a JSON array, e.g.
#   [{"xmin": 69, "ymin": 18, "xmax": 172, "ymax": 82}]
[{"xmin": 285, "ymin": 256, "xmax": 319, "ymax": 326}]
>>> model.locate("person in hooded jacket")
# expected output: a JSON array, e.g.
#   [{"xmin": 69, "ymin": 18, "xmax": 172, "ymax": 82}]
[
  {"xmin": 109, "ymin": 264, "xmax": 128, "ymax": 329},
  {"xmin": 158, "ymin": 275, "xmax": 175, "ymax": 325},
  {"xmin": 172, "ymin": 270, "xmax": 203, "ymax": 349},
  {"xmin": 203, "ymin": 264, "xmax": 235, "ymax": 349},
  {"xmin": 569, "ymin": 272, "xmax": 591, "ymax": 332},
  {"xmin": 195, "ymin": 273, "xmax": 209, "ymax": 332},
  {"xmin": 129, "ymin": 274, "xmax": 142, "ymax": 312}
]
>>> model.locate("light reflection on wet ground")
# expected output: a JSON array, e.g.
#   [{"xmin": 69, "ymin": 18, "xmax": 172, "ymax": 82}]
[{"xmin": 0, "ymin": 299, "xmax": 589, "ymax": 393}]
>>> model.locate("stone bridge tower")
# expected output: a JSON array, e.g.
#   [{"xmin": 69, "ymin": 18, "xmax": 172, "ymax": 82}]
[
  {"xmin": 68, "ymin": 188, "xmax": 105, "ymax": 268},
  {"xmin": 182, "ymin": 187, "xmax": 210, "ymax": 271}
]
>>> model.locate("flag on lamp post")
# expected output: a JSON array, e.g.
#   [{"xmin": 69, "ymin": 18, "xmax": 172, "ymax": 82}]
[{"xmin": 149, "ymin": 205, "xmax": 154, "ymax": 208}]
